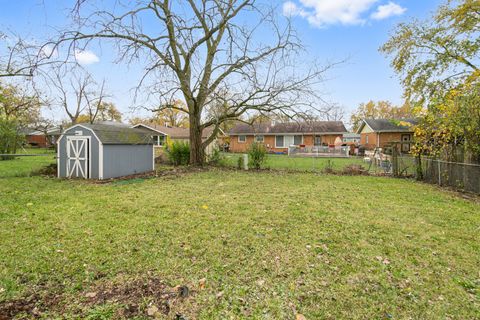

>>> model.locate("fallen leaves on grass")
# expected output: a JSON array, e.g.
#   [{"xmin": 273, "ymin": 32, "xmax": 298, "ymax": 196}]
[
  {"xmin": 256, "ymin": 279, "xmax": 265, "ymax": 287},
  {"xmin": 146, "ymin": 305, "xmax": 159, "ymax": 317},
  {"xmin": 375, "ymin": 256, "xmax": 391, "ymax": 265},
  {"xmin": 198, "ymin": 278, "xmax": 206, "ymax": 289}
]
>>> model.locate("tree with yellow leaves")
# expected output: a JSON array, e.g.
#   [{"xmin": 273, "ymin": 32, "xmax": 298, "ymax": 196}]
[
  {"xmin": 129, "ymin": 100, "xmax": 189, "ymax": 128},
  {"xmin": 350, "ymin": 100, "xmax": 414, "ymax": 132},
  {"xmin": 382, "ymin": 0, "xmax": 480, "ymax": 162},
  {"xmin": 151, "ymin": 100, "xmax": 189, "ymax": 128}
]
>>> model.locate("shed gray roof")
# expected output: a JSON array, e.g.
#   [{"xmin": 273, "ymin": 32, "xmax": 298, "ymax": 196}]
[
  {"xmin": 229, "ymin": 121, "xmax": 347, "ymax": 135},
  {"xmin": 358, "ymin": 119, "xmax": 418, "ymax": 133},
  {"xmin": 70, "ymin": 123, "xmax": 153, "ymax": 145}
]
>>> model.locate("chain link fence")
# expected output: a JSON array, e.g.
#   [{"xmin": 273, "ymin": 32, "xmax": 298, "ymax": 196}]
[
  {"xmin": 4, "ymin": 148, "xmax": 478, "ymax": 194},
  {"xmin": 419, "ymin": 157, "xmax": 480, "ymax": 194},
  {"xmin": 288, "ymin": 146, "xmax": 350, "ymax": 157},
  {"xmin": 360, "ymin": 154, "xmax": 480, "ymax": 194},
  {"xmin": 222, "ymin": 152, "xmax": 398, "ymax": 174},
  {"xmin": 222, "ymin": 152, "xmax": 480, "ymax": 194}
]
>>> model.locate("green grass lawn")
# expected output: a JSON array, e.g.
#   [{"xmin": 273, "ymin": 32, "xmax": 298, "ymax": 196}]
[
  {"xmin": 1, "ymin": 167, "xmax": 479, "ymax": 319},
  {"xmin": 0, "ymin": 148, "xmax": 56, "ymax": 178},
  {"xmin": 221, "ymin": 153, "xmax": 367, "ymax": 172}
]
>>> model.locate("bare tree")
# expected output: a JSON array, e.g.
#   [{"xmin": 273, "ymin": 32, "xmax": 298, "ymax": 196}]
[
  {"xmin": 56, "ymin": 0, "xmax": 336, "ymax": 165},
  {"xmin": 322, "ymin": 103, "xmax": 345, "ymax": 122},
  {"xmin": 83, "ymin": 80, "xmax": 108, "ymax": 123},
  {"xmin": 0, "ymin": 31, "xmax": 59, "ymax": 79},
  {"xmin": 45, "ymin": 64, "xmax": 108, "ymax": 124},
  {"xmin": 50, "ymin": 66, "xmax": 89, "ymax": 124}
]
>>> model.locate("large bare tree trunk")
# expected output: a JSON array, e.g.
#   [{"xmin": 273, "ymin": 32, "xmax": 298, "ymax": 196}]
[
  {"xmin": 56, "ymin": 1, "xmax": 335, "ymax": 166},
  {"xmin": 189, "ymin": 111, "xmax": 204, "ymax": 166}
]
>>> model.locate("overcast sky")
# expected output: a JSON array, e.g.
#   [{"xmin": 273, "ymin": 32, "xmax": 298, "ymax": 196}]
[{"xmin": 0, "ymin": 0, "xmax": 443, "ymax": 122}]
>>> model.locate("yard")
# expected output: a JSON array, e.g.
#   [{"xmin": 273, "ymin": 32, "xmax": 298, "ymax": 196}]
[
  {"xmin": 221, "ymin": 153, "xmax": 367, "ymax": 172},
  {"xmin": 0, "ymin": 156, "xmax": 479, "ymax": 319},
  {"xmin": 0, "ymin": 148, "xmax": 56, "ymax": 178}
]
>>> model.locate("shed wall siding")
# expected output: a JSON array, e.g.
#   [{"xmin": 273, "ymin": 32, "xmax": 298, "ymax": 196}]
[
  {"xmin": 58, "ymin": 127, "xmax": 100, "ymax": 179},
  {"xmin": 102, "ymin": 144, "xmax": 153, "ymax": 179}
]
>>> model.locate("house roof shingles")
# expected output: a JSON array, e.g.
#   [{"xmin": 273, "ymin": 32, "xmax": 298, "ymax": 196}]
[
  {"xmin": 134, "ymin": 123, "xmax": 213, "ymax": 139},
  {"xmin": 229, "ymin": 121, "xmax": 348, "ymax": 135},
  {"xmin": 361, "ymin": 118, "xmax": 418, "ymax": 133}
]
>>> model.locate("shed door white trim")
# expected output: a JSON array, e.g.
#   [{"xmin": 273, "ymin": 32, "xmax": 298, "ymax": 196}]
[
  {"xmin": 98, "ymin": 143, "xmax": 103, "ymax": 180},
  {"xmin": 66, "ymin": 136, "xmax": 91, "ymax": 179}
]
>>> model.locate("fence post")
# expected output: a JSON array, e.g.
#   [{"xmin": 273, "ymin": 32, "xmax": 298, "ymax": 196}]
[
  {"xmin": 391, "ymin": 146, "xmax": 398, "ymax": 177},
  {"xmin": 243, "ymin": 154, "xmax": 248, "ymax": 170},
  {"xmin": 437, "ymin": 160, "xmax": 441, "ymax": 186}
]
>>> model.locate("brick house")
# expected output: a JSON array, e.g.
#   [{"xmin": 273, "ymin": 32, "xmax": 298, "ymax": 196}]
[
  {"xmin": 23, "ymin": 127, "xmax": 61, "ymax": 148},
  {"xmin": 132, "ymin": 123, "xmax": 220, "ymax": 156},
  {"xmin": 357, "ymin": 119, "xmax": 417, "ymax": 152},
  {"xmin": 229, "ymin": 121, "xmax": 347, "ymax": 153}
]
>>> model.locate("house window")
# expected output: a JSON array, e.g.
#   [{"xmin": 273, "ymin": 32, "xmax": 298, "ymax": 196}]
[
  {"xmin": 314, "ymin": 136, "xmax": 322, "ymax": 146},
  {"xmin": 275, "ymin": 135, "xmax": 284, "ymax": 148},
  {"xmin": 153, "ymin": 135, "xmax": 166, "ymax": 146},
  {"xmin": 294, "ymin": 135, "xmax": 303, "ymax": 145},
  {"xmin": 275, "ymin": 135, "xmax": 302, "ymax": 148},
  {"xmin": 159, "ymin": 136, "xmax": 165, "ymax": 145},
  {"xmin": 255, "ymin": 135, "xmax": 264, "ymax": 143},
  {"xmin": 401, "ymin": 134, "xmax": 412, "ymax": 153},
  {"xmin": 238, "ymin": 135, "xmax": 246, "ymax": 143},
  {"xmin": 365, "ymin": 135, "xmax": 369, "ymax": 144}
]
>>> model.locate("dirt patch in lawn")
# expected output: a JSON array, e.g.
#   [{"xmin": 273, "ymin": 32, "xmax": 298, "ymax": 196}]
[
  {"xmin": 94, "ymin": 166, "xmax": 214, "ymax": 184},
  {"xmin": 0, "ymin": 275, "xmax": 195, "ymax": 319},
  {"xmin": 0, "ymin": 286, "xmax": 63, "ymax": 320}
]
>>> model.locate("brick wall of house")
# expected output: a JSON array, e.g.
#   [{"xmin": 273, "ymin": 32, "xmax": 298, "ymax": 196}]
[
  {"xmin": 26, "ymin": 135, "xmax": 49, "ymax": 148},
  {"xmin": 320, "ymin": 134, "xmax": 342, "ymax": 145},
  {"xmin": 229, "ymin": 134, "xmax": 344, "ymax": 153},
  {"xmin": 360, "ymin": 132, "xmax": 378, "ymax": 150},
  {"xmin": 229, "ymin": 135, "xmax": 286, "ymax": 153},
  {"xmin": 303, "ymin": 135, "xmax": 314, "ymax": 146},
  {"xmin": 379, "ymin": 132, "xmax": 413, "ymax": 152},
  {"xmin": 361, "ymin": 132, "xmax": 413, "ymax": 151},
  {"xmin": 379, "ymin": 133, "xmax": 402, "ymax": 147},
  {"xmin": 379, "ymin": 133, "xmax": 413, "ymax": 147},
  {"xmin": 229, "ymin": 135, "xmax": 255, "ymax": 153}
]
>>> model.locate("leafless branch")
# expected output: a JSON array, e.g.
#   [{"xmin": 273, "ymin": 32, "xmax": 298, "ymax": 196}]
[{"xmin": 52, "ymin": 0, "xmax": 341, "ymax": 164}]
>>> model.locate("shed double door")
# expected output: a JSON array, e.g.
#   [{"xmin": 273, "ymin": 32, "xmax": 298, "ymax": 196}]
[{"xmin": 66, "ymin": 137, "xmax": 90, "ymax": 179}]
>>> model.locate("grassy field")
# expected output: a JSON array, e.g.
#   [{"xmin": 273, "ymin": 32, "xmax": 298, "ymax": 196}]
[
  {"xmin": 221, "ymin": 153, "xmax": 367, "ymax": 171},
  {"xmin": 0, "ymin": 148, "xmax": 56, "ymax": 178},
  {"xmin": 0, "ymin": 157, "xmax": 479, "ymax": 319}
]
